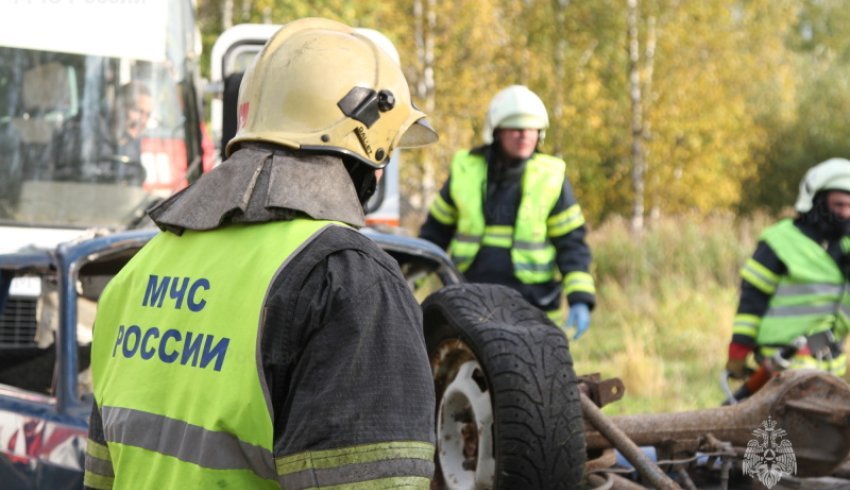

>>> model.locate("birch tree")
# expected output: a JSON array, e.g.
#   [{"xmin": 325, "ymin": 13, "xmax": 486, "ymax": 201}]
[{"xmin": 627, "ymin": 0, "xmax": 646, "ymax": 232}]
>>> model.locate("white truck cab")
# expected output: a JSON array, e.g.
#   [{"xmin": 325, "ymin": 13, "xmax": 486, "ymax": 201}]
[{"xmin": 0, "ymin": 1, "xmax": 205, "ymax": 252}]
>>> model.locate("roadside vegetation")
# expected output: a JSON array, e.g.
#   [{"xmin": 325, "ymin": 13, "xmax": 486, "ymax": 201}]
[
  {"xmin": 199, "ymin": 1, "xmax": 850, "ymax": 227},
  {"xmin": 200, "ymin": 0, "xmax": 850, "ymax": 413}
]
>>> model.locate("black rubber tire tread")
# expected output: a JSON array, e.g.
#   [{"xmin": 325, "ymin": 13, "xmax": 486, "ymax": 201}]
[{"xmin": 423, "ymin": 283, "xmax": 586, "ymax": 489}]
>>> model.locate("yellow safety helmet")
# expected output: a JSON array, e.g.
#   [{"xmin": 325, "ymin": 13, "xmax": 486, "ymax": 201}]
[
  {"xmin": 483, "ymin": 85, "xmax": 549, "ymax": 144},
  {"xmin": 225, "ymin": 18, "xmax": 437, "ymax": 168},
  {"xmin": 794, "ymin": 158, "xmax": 850, "ymax": 212},
  {"xmin": 354, "ymin": 27, "xmax": 400, "ymax": 65}
]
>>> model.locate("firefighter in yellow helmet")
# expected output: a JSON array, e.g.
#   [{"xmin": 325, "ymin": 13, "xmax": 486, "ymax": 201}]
[
  {"xmin": 726, "ymin": 158, "xmax": 850, "ymax": 401},
  {"xmin": 420, "ymin": 85, "xmax": 596, "ymax": 340},
  {"xmin": 85, "ymin": 19, "xmax": 437, "ymax": 489}
]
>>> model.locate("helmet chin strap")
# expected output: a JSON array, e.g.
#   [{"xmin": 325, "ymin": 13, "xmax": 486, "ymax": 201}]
[
  {"xmin": 803, "ymin": 193, "xmax": 850, "ymax": 239},
  {"xmin": 829, "ymin": 213, "xmax": 850, "ymax": 237},
  {"xmin": 342, "ymin": 157, "xmax": 378, "ymax": 205}
]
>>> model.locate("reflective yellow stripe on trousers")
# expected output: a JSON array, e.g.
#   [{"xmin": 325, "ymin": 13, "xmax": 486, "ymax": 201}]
[{"xmin": 276, "ymin": 441, "xmax": 435, "ymax": 489}]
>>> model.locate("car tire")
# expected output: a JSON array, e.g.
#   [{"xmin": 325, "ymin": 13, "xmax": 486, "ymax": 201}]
[{"xmin": 423, "ymin": 283, "xmax": 586, "ymax": 489}]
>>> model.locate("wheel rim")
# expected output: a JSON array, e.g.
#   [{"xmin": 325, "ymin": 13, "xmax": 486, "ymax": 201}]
[{"xmin": 437, "ymin": 359, "xmax": 496, "ymax": 490}]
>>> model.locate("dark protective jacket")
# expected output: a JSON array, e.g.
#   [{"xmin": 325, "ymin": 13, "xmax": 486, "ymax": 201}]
[
  {"xmin": 84, "ymin": 146, "xmax": 435, "ymax": 489},
  {"xmin": 420, "ymin": 145, "xmax": 595, "ymax": 315}
]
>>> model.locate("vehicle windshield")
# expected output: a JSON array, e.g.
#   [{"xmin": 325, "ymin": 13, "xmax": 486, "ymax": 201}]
[{"xmin": 0, "ymin": 3, "xmax": 197, "ymax": 230}]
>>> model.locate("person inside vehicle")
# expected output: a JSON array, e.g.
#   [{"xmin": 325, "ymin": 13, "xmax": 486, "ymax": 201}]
[
  {"xmin": 51, "ymin": 81, "xmax": 151, "ymax": 185},
  {"xmin": 84, "ymin": 19, "xmax": 438, "ymax": 489},
  {"xmin": 419, "ymin": 85, "xmax": 596, "ymax": 340},
  {"xmin": 726, "ymin": 158, "xmax": 850, "ymax": 388}
]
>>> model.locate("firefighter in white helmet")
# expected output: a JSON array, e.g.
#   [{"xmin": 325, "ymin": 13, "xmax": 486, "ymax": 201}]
[
  {"xmin": 85, "ymin": 18, "xmax": 438, "ymax": 489},
  {"xmin": 420, "ymin": 85, "xmax": 596, "ymax": 340},
  {"xmin": 726, "ymin": 158, "xmax": 850, "ymax": 398}
]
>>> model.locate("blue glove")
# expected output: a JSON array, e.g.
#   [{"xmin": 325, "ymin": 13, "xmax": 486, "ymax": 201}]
[{"xmin": 565, "ymin": 303, "xmax": 591, "ymax": 340}]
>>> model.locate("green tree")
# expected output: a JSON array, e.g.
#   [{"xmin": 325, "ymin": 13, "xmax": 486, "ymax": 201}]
[
  {"xmin": 195, "ymin": 0, "xmax": 850, "ymax": 227},
  {"xmin": 743, "ymin": 0, "xmax": 850, "ymax": 214}
]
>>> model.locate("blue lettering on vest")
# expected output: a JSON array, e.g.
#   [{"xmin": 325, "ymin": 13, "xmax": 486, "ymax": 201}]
[
  {"xmin": 122, "ymin": 325, "xmax": 142, "ymax": 357},
  {"xmin": 112, "ymin": 325, "xmax": 125, "ymax": 357},
  {"xmin": 143, "ymin": 275, "xmax": 209, "ymax": 311},
  {"xmin": 111, "ymin": 324, "xmax": 229, "ymax": 371},
  {"xmin": 201, "ymin": 335, "xmax": 230, "ymax": 372},
  {"xmin": 159, "ymin": 329, "xmax": 183, "ymax": 364},
  {"xmin": 159, "ymin": 329, "xmax": 181, "ymax": 363},
  {"xmin": 187, "ymin": 279, "xmax": 210, "ymax": 312},
  {"xmin": 143, "ymin": 275, "xmax": 170, "ymax": 308},
  {"xmin": 182, "ymin": 331, "xmax": 203, "ymax": 367},
  {"xmin": 170, "ymin": 277, "xmax": 189, "ymax": 309},
  {"xmin": 140, "ymin": 327, "xmax": 160, "ymax": 360}
]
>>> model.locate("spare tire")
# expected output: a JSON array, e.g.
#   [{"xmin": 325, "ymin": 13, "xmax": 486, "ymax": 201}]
[{"xmin": 423, "ymin": 283, "xmax": 586, "ymax": 489}]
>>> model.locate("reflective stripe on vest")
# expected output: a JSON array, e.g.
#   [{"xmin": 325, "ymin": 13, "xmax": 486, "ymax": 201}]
[
  {"xmin": 448, "ymin": 150, "xmax": 566, "ymax": 283},
  {"xmin": 757, "ymin": 219, "xmax": 850, "ymax": 346},
  {"xmin": 428, "ymin": 193, "xmax": 458, "ymax": 226},
  {"xmin": 740, "ymin": 257, "xmax": 780, "ymax": 295},
  {"xmin": 91, "ymin": 219, "xmax": 336, "ymax": 488},
  {"xmin": 102, "ymin": 406, "xmax": 276, "ymax": 478}
]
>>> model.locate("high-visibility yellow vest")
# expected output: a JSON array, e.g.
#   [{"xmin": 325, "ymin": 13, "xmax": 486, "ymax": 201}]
[
  {"xmin": 755, "ymin": 219, "xmax": 849, "ymax": 375},
  {"xmin": 448, "ymin": 150, "xmax": 565, "ymax": 284},
  {"xmin": 90, "ymin": 219, "xmax": 334, "ymax": 489}
]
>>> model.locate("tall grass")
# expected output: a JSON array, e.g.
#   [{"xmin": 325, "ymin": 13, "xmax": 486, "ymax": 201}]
[{"xmin": 573, "ymin": 213, "xmax": 774, "ymax": 415}]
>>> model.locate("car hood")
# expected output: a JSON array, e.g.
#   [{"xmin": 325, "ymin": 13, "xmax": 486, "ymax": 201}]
[{"xmin": 0, "ymin": 226, "xmax": 94, "ymax": 254}]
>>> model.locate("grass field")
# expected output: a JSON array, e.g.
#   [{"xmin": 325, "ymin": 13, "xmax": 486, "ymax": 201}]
[
  {"xmin": 408, "ymin": 210, "xmax": 849, "ymax": 414},
  {"xmin": 572, "ymin": 213, "xmax": 772, "ymax": 415}
]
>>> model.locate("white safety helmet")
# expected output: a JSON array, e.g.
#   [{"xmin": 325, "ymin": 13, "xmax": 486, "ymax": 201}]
[
  {"xmin": 226, "ymin": 18, "xmax": 437, "ymax": 168},
  {"xmin": 483, "ymin": 85, "xmax": 549, "ymax": 144},
  {"xmin": 794, "ymin": 158, "xmax": 850, "ymax": 212}
]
